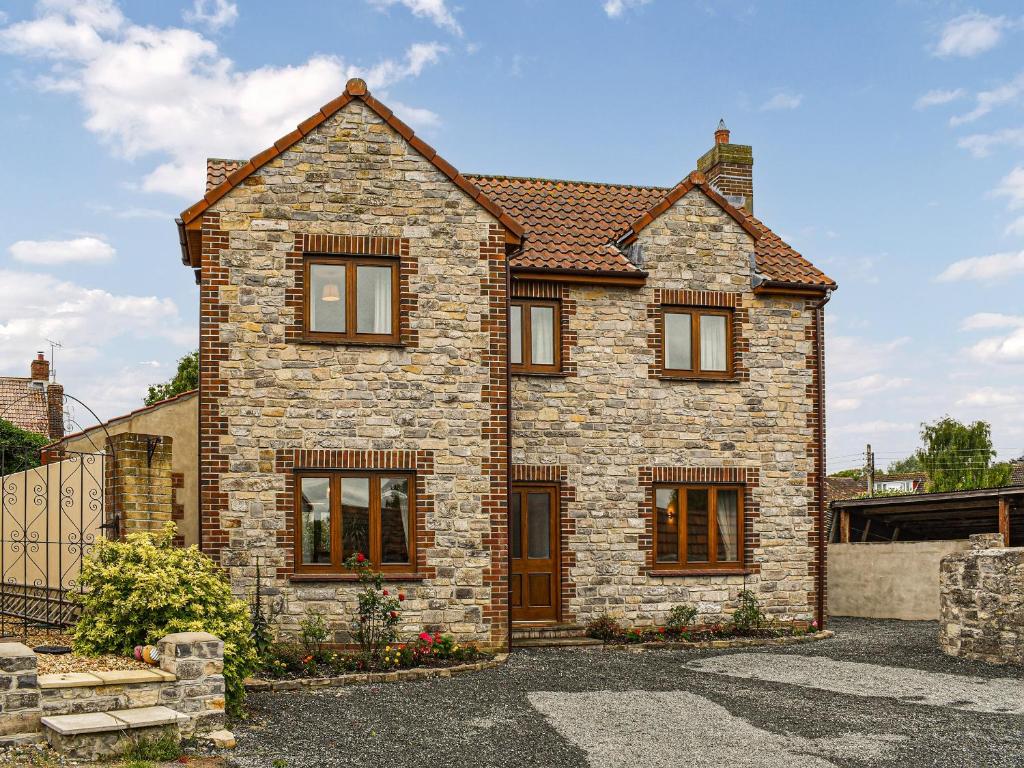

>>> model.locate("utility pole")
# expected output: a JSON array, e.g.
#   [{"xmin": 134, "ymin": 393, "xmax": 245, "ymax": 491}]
[{"xmin": 866, "ymin": 443, "xmax": 875, "ymax": 497}]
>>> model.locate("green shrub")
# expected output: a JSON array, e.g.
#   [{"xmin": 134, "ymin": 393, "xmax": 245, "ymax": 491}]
[
  {"xmin": 121, "ymin": 733, "xmax": 181, "ymax": 761},
  {"xmin": 731, "ymin": 589, "xmax": 767, "ymax": 633},
  {"xmin": 666, "ymin": 604, "xmax": 698, "ymax": 632},
  {"xmin": 343, "ymin": 552, "xmax": 401, "ymax": 657},
  {"xmin": 299, "ymin": 608, "xmax": 329, "ymax": 656},
  {"xmin": 585, "ymin": 613, "xmax": 622, "ymax": 642},
  {"xmin": 71, "ymin": 523, "xmax": 256, "ymax": 716}
]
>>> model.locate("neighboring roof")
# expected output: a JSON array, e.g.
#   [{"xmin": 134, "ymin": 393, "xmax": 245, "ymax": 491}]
[
  {"xmin": 178, "ymin": 78, "xmax": 524, "ymax": 267},
  {"xmin": 834, "ymin": 484, "xmax": 1024, "ymax": 510},
  {"xmin": 468, "ymin": 172, "xmax": 835, "ymax": 288},
  {"xmin": 46, "ymin": 389, "xmax": 198, "ymax": 451},
  {"xmin": 1011, "ymin": 460, "xmax": 1024, "ymax": 486},
  {"xmin": 0, "ymin": 377, "xmax": 50, "ymax": 436},
  {"xmin": 826, "ymin": 475, "xmax": 864, "ymax": 503}
]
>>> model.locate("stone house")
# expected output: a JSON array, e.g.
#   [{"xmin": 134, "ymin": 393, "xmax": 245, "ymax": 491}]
[{"xmin": 174, "ymin": 78, "xmax": 835, "ymax": 648}]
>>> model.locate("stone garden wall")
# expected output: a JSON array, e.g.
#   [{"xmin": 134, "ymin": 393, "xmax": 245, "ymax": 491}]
[{"xmin": 940, "ymin": 534, "xmax": 1024, "ymax": 665}]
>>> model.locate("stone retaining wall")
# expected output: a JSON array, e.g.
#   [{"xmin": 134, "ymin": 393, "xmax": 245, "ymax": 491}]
[
  {"xmin": 939, "ymin": 534, "xmax": 1024, "ymax": 665},
  {"xmin": 0, "ymin": 632, "xmax": 225, "ymax": 745}
]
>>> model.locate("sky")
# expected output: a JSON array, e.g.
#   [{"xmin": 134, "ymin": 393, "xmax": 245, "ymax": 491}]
[{"xmin": 0, "ymin": 0, "xmax": 1022, "ymax": 473}]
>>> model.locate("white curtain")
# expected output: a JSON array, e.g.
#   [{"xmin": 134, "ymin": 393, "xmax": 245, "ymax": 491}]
[
  {"xmin": 700, "ymin": 315, "xmax": 727, "ymax": 371},
  {"xmin": 510, "ymin": 306, "xmax": 523, "ymax": 364},
  {"xmin": 665, "ymin": 313, "xmax": 691, "ymax": 370},
  {"xmin": 531, "ymin": 306, "xmax": 554, "ymax": 365},
  {"xmin": 374, "ymin": 268, "xmax": 391, "ymax": 334},
  {"xmin": 357, "ymin": 266, "xmax": 392, "ymax": 334},
  {"xmin": 716, "ymin": 490, "xmax": 738, "ymax": 561}
]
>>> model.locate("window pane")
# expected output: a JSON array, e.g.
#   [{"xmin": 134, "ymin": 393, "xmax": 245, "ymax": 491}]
[
  {"xmin": 530, "ymin": 306, "xmax": 555, "ymax": 366},
  {"xmin": 526, "ymin": 492, "xmax": 550, "ymax": 559},
  {"xmin": 342, "ymin": 477, "xmax": 370, "ymax": 561},
  {"xmin": 356, "ymin": 265, "xmax": 392, "ymax": 334},
  {"xmin": 299, "ymin": 477, "xmax": 331, "ymax": 564},
  {"xmin": 700, "ymin": 314, "xmax": 728, "ymax": 371},
  {"xmin": 510, "ymin": 305, "xmax": 522, "ymax": 365},
  {"xmin": 655, "ymin": 488, "xmax": 679, "ymax": 563},
  {"xmin": 664, "ymin": 313, "xmax": 692, "ymax": 370},
  {"xmin": 380, "ymin": 477, "xmax": 410, "ymax": 564},
  {"xmin": 716, "ymin": 490, "xmax": 740, "ymax": 562},
  {"xmin": 511, "ymin": 493, "xmax": 522, "ymax": 559},
  {"xmin": 310, "ymin": 264, "xmax": 346, "ymax": 333},
  {"xmin": 686, "ymin": 489, "xmax": 709, "ymax": 563}
]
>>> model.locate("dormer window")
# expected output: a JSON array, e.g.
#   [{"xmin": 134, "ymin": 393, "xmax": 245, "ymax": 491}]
[{"xmin": 304, "ymin": 255, "xmax": 399, "ymax": 343}]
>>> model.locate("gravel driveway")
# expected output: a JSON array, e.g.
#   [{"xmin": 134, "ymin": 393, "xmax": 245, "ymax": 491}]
[{"xmin": 227, "ymin": 618, "xmax": 1024, "ymax": 768}]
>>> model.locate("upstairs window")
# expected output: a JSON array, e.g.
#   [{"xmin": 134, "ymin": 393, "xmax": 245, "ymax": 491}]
[
  {"xmin": 295, "ymin": 472, "xmax": 415, "ymax": 574},
  {"xmin": 662, "ymin": 307, "xmax": 732, "ymax": 378},
  {"xmin": 654, "ymin": 485, "xmax": 743, "ymax": 571},
  {"xmin": 510, "ymin": 299, "xmax": 560, "ymax": 374},
  {"xmin": 305, "ymin": 256, "xmax": 399, "ymax": 343}
]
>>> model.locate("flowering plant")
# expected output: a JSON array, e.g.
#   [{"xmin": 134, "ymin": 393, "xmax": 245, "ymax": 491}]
[{"xmin": 344, "ymin": 552, "xmax": 401, "ymax": 657}]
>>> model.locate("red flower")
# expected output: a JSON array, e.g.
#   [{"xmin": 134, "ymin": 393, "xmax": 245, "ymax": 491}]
[
  {"xmin": 419, "ymin": 631, "xmax": 433, "ymax": 643},
  {"xmin": 389, "ymin": 611, "xmax": 398, "ymax": 619},
  {"xmin": 382, "ymin": 589, "xmax": 389, "ymax": 596},
  {"xmin": 398, "ymin": 593, "xmax": 406, "ymax": 601},
  {"xmin": 356, "ymin": 552, "xmax": 366, "ymax": 563}
]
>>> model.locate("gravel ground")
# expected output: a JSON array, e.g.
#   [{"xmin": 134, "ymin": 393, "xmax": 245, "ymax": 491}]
[
  {"xmin": 19, "ymin": 629, "xmax": 149, "ymax": 675},
  {"xmin": 226, "ymin": 618, "xmax": 1024, "ymax": 768}
]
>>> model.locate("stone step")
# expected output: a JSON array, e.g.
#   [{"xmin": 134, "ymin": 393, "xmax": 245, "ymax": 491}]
[
  {"xmin": 512, "ymin": 636, "xmax": 603, "ymax": 648},
  {"xmin": 511, "ymin": 623, "xmax": 588, "ymax": 640},
  {"xmin": 38, "ymin": 669, "xmax": 174, "ymax": 689},
  {"xmin": 0, "ymin": 731, "xmax": 45, "ymax": 747},
  {"xmin": 41, "ymin": 705, "xmax": 187, "ymax": 736}
]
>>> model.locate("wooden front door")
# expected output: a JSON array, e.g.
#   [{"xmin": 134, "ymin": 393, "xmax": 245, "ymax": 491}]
[{"xmin": 510, "ymin": 484, "xmax": 559, "ymax": 623}]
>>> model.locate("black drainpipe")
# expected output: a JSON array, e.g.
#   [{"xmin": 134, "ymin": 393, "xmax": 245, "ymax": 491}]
[{"xmin": 813, "ymin": 290, "xmax": 832, "ymax": 629}]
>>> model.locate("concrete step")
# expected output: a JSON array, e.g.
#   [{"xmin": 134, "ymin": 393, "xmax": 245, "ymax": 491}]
[
  {"xmin": 0, "ymin": 731, "xmax": 45, "ymax": 747},
  {"xmin": 511, "ymin": 623, "xmax": 588, "ymax": 641},
  {"xmin": 42, "ymin": 705, "xmax": 187, "ymax": 736},
  {"xmin": 512, "ymin": 636, "xmax": 603, "ymax": 648}
]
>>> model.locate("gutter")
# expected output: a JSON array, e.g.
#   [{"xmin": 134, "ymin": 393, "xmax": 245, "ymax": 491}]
[
  {"xmin": 813, "ymin": 289, "xmax": 832, "ymax": 629},
  {"xmin": 176, "ymin": 218, "xmax": 190, "ymax": 266}
]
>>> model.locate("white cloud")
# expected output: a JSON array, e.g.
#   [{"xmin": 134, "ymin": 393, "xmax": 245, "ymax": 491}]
[
  {"xmin": 368, "ymin": 0, "xmax": 462, "ymax": 36},
  {"xmin": 0, "ymin": 269, "xmax": 193, "ymax": 373},
  {"xmin": 957, "ymin": 128, "xmax": 1024, "ymax": 158},
  {"xmin": 0, "ymin": 1, "xmax": 446, "ymax": 199},
  {"xmin": 183, "ymin": 0, "xmax": 237, "ymax": 31},
  {"xmin": 967, "ymin": 328, "xmax": 1024, "ymax": 364},
  {"xmin": 827, "ymin": 335, "xmax": 911, "ymax": 378},
  {"xmin": 1006, "ymin": 216, "xmax": 1024, "ymax": 237},
  {"xmin": 603, "ymin": 0, "xmax": 651, "ymax": 19},
  {"xmin": 9, "ymin": 236, "xmax": 115, "ymax": 265},
  {"xmin": 950, "ymin": 73, "xmax": 1024, "ymax": 126},
  {"xmin": 88, "ymin": 203, "xmax": 171, "ymax": 220},
  {"xmin": 956, "ymin": 387, "xmax": 1023, "ymax": 407},
  {"xmin": 831, "ymin": 420, "xmax": 917, "ymax": 436},
  {"xmin": 936, "ymin": 251, "xmax": 1024, "ymax": 282},
  {"xmin": 833, "ymin": 374, "xmax": 912, "ymax": 395},
  {"xmin": 914, "ymin": 88, "xmax": 965, "ymax": 109},
  {"xmin": 831, "ymin": 398, "xmax": 862, "ymax": 412},
  {"xmin": 760, "ymin": 92, "xmax": 802, "ymax": 111},
  {"xmin": 995, "ymin": 166, "xmax": 1024, "ymax": 210},
  {"xmin": 934, "ymin": 12, "xmax": 1013, "ymax": 58},
  {"xmin": 961, "ymin": 312, "xmax": 1024, "ymax": 331}
]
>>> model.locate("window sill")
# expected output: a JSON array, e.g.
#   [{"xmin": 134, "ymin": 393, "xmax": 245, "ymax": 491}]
[
  {"xmin": 512, "ymin": 370, "xmax": 570, "ymax": 378},
  {"xmin": 657, "ymin": 373, "xmax": 738, "ymax": 383},
  {"xmin": 289, "ymin": 572, "xmax": 426, "ymax": 583},
  {"xmin": 651, "ymin": 568, "xmax": 751, "ymax": 577},
  {"xmin": 293, "ymin": 336, "xmax": 407, "ymax": 348}
]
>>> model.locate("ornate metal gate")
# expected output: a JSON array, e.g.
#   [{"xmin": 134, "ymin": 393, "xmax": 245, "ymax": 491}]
[{"xmin": 0, "ymin": 393, "xmax": 116, "ymax": 636}]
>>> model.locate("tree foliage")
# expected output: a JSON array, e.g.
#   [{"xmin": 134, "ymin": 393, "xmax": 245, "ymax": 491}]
[
  {"xmin": 829, "ymin": 468, "xmax": 863, "ymax": 479},
  {"xmin": 0, "ymin": 418, "xmax": 49, "ymax": 473},
  {"xmin": 144, "ymin": 351, "xmax": 198, "ymax": 406},
  {"xmin": 886, "ymin": 453, "xmax": 924, "ymax": 474},
  {"xmin": 915, "ymin": 417, "xmax": 1009, "ymax": 492}
]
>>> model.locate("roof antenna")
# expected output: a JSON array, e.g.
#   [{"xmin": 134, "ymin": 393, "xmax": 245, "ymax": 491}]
[{"xmin": 46, "ymin": 338, "xmax": 62, "ymax": 383}]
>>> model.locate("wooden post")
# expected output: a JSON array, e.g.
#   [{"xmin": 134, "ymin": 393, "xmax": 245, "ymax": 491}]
[
  {"xmin": 860, "ymin": 518, "xmax": 872, "ymax": 543},
  {"xmin": 840, "ymin": 510, "xmax": 851, "ymax": 543},
  {"xmin": 998, "ymin": 497, "xmax": 1010, "ymax": 547}
]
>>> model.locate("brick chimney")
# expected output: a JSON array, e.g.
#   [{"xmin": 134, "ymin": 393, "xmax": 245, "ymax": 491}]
[
  {"xmin": 30, "ymin": 352, "xmax": 49, "ymax": 381},
  {"xmin": 697, "ymin": 119, "xmax": 754, "ymax": 214}
]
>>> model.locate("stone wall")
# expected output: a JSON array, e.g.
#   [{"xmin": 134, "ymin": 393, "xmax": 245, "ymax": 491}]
[
  {"xmin": 940, "ymin": 534, "xmax": 1024, "ymax": 665},
  {"xmin": 156, "ymin": 631, "xmax": 226, "ymax": 735},
  {"xmin": 513, "ymin": 188, "xmax": 821, "ymax": 627},
  {"xmin": 0, "ymin": 643, "xmax": 40, "ymax": 739},
  {"xmin": 198, "ymin": 97, "xmax": 509, "ymax": 646}
]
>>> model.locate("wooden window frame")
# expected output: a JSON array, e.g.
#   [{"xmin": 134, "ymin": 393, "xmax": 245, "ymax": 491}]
[
  {"xmin": 511, "ymin": 298, "xmax": 561, "ymax": 374},
  {"xmin": 293, "ymin": 470, "xmax": 416, "ymax": 576},
  {"xmin": 652, "ymin": 483, "xmax": 744, "ymax": 572},
  {"xmin": 661, "ymin": 307, "xmax": 733, "ymax": 379},
  {"xmin": 303, "ymin": 254, "xmax": 400, "ymax": 344}
]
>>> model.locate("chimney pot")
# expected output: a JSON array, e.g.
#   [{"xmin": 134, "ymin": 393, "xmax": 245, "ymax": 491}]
[
  {"xmin": 715, "ymin": 119, "xmax": 730, "ymax": 145},
  {"xmin": 31, "ymin": 353, "xmax": 50, "ymax": 381}
]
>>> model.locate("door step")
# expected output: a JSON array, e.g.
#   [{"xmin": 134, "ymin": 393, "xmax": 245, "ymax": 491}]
[
  {"xmin": 513, "ymin": 636, "xmax": 603, "ymax": 648},
  {"xmin": 511, "ymin": 623, "xmax": 588, "ymax": 641}
]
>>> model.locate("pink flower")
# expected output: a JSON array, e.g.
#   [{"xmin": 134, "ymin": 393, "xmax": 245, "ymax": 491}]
[{"xmin": 811, "ymin": 620, "xmax": 818, "ymax": 629}]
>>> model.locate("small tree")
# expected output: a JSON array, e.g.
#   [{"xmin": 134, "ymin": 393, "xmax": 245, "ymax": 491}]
[
  {"xmin": 145, "ymin": 351, "xmax": 198, "ymax": 406},
  {"xmin": 0, "ymin": 418, "xmax": 49, "ymax": 473}
]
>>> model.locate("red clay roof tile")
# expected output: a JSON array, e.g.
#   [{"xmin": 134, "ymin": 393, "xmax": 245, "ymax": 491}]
[{"xmin": 0, "ymin": 377, "xmax": 50, "ymax": 436}]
